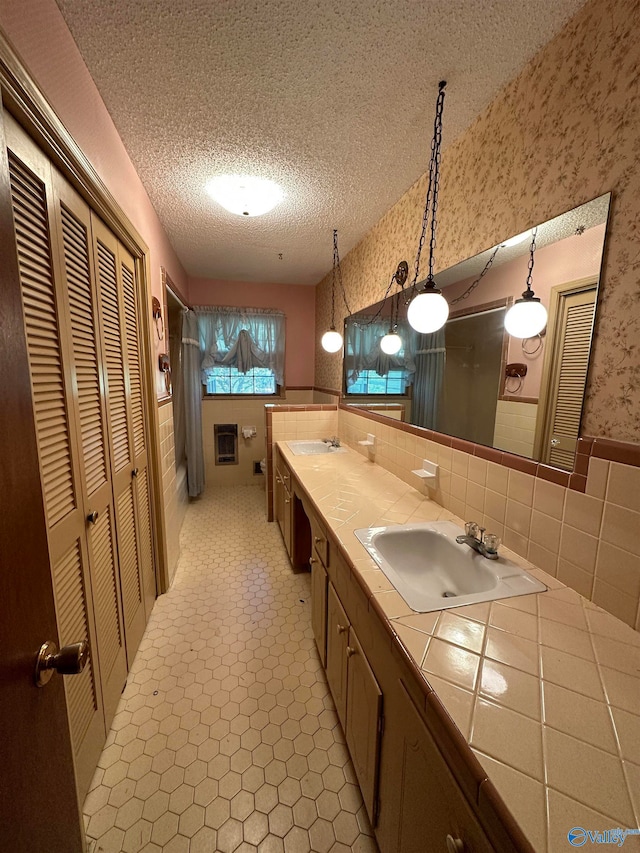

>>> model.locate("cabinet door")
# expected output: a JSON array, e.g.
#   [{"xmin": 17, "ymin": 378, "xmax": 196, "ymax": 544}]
[
  {"xmin": 310, "ymin": 558, "xmax": 328, "ymax": 666},
  {"xmin": 275, "ymin": 466, "xmax": 284, "ymax": 536},
  {"xmin": 326, "ymin": 583, "xmax": 349, "ymax": 727},
  {"xmin": 345, "ymin": 629, "xmax": 382, "ymax": 826},
  {"xmin": 283, "ymin": 483, "xmax": 292, "ymax": 557},
  {"xmin": 393, "ymin": 682, "xmax": 495, "ymax": 853}
]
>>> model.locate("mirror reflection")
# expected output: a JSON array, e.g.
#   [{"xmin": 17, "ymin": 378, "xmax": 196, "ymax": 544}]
[{"xmin": 343, "ymin": 194, "xmax": 611, "ymax": 471}]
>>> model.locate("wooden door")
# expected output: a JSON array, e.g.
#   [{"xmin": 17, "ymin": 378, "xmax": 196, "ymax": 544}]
[
  {"xmin": 326, "ymin": 583, "xmax": 349, "ymax": 727},
  {"xmin": 392, "ymin": 682, "xmax": 494, "ymax": 853},
  {"xmin": 310, "ymin": 557, "xmax": 328, "ymax": 665},
  {"xmin": 92, "ymin": 218, "xmax": 148, "ymax": 666},
  {"xmin": 534, "ymin": 279, "xmax": 597, "ymax": 469},
  {"xmin": 0, "ymin": 119, "xmax": 84, "ymax": 851},
  {"xmin": 5, "ymin": 115, "xmax": 115, "ymax": 798},
  {"xmin": 345, "ymin": 628, "xmax": 382, "ymax": 825}
]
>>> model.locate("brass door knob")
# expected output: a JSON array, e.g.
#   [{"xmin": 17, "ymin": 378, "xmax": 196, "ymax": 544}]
[
  {"xmin": 87, "ymin": 510, "xmax": 99, "ymax": 524},
  {"xmin": 132, "ymin": 467, "xmax": 139, "ymax": 477},
  {"xmin": 35, "ymin": 640, "xmax": 90, "ymax": 687},
  {"xmin": 446, "ymin": 835, "xmax": 465, "ymax": 853},
  {"xmin": 346, "ymin": 646, "xmax": 356, "ymax": 657},
  {"xmin": 337, "ymin": 624, "xmax": 346, "ymax": 634}
]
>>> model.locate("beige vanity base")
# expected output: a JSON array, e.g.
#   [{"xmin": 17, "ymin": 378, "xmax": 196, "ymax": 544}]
[{"xmin": 274, "ymin": 442, "xmax": 640, "ymax": 853}]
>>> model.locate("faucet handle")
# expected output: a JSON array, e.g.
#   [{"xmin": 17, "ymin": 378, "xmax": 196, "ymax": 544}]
[
  {"xmin": 478, "ymin": 526, "xmax": 486, "ymax": 542},
  {"xmin": 465, "ymin": 521, "xmax": 479, "ymax": 539},
  {"xmin": 483, "ymin": 533, "xmax": 500, "ymax": 554}
]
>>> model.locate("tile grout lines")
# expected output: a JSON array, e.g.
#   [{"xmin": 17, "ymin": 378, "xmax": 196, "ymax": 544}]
[{"xmin": 84, "ymin": 484, "xmax": 377, "ymax": 853}]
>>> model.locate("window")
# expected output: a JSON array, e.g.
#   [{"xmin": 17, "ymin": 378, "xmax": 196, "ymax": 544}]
[
  {"xmin": 343, "ymin": 318, "xmax": 415, "ymax": 395},
  {"xmin": 205, "ymin": 366, "xmax": 277, "ymax": 395},
  {"xmin": 197, "ymin": 306, "xmax": 285, "ymax": 396},
  {"xmin": 346, "ymin": 369, "xmax": 410, "ymax": 395}
]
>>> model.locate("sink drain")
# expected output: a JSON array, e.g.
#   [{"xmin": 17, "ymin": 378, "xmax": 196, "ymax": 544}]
[{"xmin": 442, "ymin": 591, "xmax": 457, "ymax": 598}]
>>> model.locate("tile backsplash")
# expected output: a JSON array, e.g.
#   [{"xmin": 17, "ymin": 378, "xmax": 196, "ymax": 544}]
[{"xmin": 338, "ymin": 406, "xmax": 640, "ymax": 631}]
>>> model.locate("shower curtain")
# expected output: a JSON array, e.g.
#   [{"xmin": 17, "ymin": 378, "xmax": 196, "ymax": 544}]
[
  {"xmin": 182, "ymin": 309, "xmax": 205, "ymax": 497},
  {"xmin": 412, "ymin": 328, "xmax": 446, "ymax": 430}
]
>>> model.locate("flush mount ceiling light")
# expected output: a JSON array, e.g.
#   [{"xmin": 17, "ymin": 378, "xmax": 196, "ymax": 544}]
[
  {"xmin": 504, "ymin": 226, "xmax": 548, "ymax": 338},
  {"xmin": 406, "ymin": 81, "xmax": 450, "ymax": 335},
  {"xmin": 321, "ymin": 230, "xmax": 345, "ymax": 353},
  {"xmin": 206, "ymin": 175, "xmax": 284, "ymax": 217}
]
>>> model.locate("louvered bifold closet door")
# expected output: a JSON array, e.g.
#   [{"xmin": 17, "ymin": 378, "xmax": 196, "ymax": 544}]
[
  {"xmin": 92, "ymin": 219, "xmax": 149, "ymax": 665},
  {"xmin": 5, "ymin": 114, "xmax": 108, "ymax": 798},
  {"xmin": 120, "ymin": 247, "xmax": 156, "ymax": 620},
  {"xmin": 546, "ymin": 288, "xmax": 596, "ymax": 469},
  {"xmin": 50, "ymin": 170, "xmax": 128, "ymax": 732}
]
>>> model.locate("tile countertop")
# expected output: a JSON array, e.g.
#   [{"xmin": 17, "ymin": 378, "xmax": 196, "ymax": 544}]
[{"xmin": 276, "ymin": 441, "xmax": 640, "ymax": 853}]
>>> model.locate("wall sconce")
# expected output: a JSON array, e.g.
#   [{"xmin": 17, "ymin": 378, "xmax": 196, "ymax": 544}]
[
  {"xmin": 321, "ymin": 229, "xmax": 345, "ymax": 353},
  {"xmin": 406, "ymin": 81, "xmax": 450, "ymax": 334},
  {"xmin": 504, "ymin": 226, "xmax": 548, "ymax": 338}
]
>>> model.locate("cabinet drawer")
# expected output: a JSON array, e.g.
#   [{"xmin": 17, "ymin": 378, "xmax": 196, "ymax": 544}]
[{"xmin": 310, "ymin": 516, "xmax": 329, "ymax": 568}]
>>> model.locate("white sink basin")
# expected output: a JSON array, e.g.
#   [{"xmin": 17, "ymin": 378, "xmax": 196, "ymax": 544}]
[
  {"xmin": 354, "ymin": 521, "xmax": 546, "ymax": 613},
  {"xmin": 287, "ymin": 440, "xmax": 347, "ymax": 456}
]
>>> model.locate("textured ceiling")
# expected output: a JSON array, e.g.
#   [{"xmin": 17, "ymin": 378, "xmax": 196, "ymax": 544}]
[{"xmin": 55, "ymin": 0, "xmax": 587, "ymax": 286}]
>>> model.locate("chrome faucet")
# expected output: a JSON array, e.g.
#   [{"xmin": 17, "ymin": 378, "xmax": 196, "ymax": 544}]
[
  {"xmin": 456, "ymin": 522, "xmax": 500, "ymax": 560},
  {"xmin": 323, "ymin": 436, "xmax": 341, "ymax": 448}
]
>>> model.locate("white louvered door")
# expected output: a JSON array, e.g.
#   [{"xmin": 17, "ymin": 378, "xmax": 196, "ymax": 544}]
[
  {"xmin": 5, "ymin": 112, "xmax": 156, "ymax": 800},
  {"xmin": 543, "ymin": 287, "xmax": 596, "ymax": 468},
  {"xmin": 92, "ymin": 218, "xmax": 150, "ymax": 665},
  {"xmin": 5, "ymin": 115, "xmax": 110, "ymax": 797},
  {"xmin": 120, "ymin": 246, "xmax": 156, "ymax": 619}
]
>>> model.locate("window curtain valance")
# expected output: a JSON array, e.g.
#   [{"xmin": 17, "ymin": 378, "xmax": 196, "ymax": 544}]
[
  {"xmin": 344, "ymin": 318, "xmax": 417, "ymax": 388},
  {"xmin": 195, "ymin": 306, "xmax": 285, "ymax": 386}
]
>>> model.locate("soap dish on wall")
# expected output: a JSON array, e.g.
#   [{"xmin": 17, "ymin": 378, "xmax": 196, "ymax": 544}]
[
  {"xmin": 412, "ymin": 459, "xmax": 438, "ymax": 485},
  {"xmin": 358, "ymin": 433, "xmax": 376, "ymax": 448}
]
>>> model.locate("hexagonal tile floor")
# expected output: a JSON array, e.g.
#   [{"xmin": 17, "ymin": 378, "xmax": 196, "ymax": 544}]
[{"xmin": 85, "ymin": 485, "xmax": 378, "ymax": 853}]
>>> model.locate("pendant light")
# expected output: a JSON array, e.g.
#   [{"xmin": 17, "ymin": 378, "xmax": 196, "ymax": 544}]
[
  {"xmin": 380, "ymin": 291, "xmax": 402, "ymax": 354},
  {"xmin": 504, "ymin": 226, "xmax": 548, "ymax": 338},
  {"xmin": 321, "ymin": 230, "xmax": 345, "ymax": 353},
  {"xmin": 407, "ymin": 81, "xmax": 450, "ymax": 334}
]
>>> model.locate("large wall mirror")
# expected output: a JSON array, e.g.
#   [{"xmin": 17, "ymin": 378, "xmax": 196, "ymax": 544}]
[{"xmin": 343, "ymin": 193, "xmax": 611, "ymax": 471}]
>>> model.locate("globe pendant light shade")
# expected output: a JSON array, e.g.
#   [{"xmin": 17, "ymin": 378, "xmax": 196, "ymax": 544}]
[
  {"xmin": 407, "ymin": 289, "xmax": 450, "ymax": 333},
  {"xmin": 380, "ymin": 332, "xmax": 402, "ymax": 355},
  {"xmin": 505, "ymin": 226, "xmax": 546, "ymax": 338},
  {"xmin": 321, "ymin": 329, "xmax": 343, "ymax": 353},
  {"xmin": 504, "ymin": 297, "xmax": 547, "ymax": 338}
]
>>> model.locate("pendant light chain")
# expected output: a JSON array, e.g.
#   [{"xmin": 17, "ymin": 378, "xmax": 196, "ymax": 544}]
[
  {"xmin": 412, "ymin": 81, "xmax": 447, "ymax": 288},
  {"xmin": 525, "ymin": 226, "xmax": 538, "ymax": 294},
  {"xmin": 330, "ymin": 229, "xmax": 339, "ymax": 329},
  {"xmin": 450, "ymin": 244, "xmax": 500, "ymax": 305}
]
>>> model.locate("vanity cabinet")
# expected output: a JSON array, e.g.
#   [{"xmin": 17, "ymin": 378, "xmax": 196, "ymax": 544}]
[
  {"xmin": 274, "ymin": 448, "xmax": 311, "ymax": 571},
  {"xmin": 384, "ymin": 682, "xmax": 494, "ymax": 853},
  {"xmin": 283, "ymin": 446, "xmax": 533, "ymax": 853},
  {"xmin": 309, "ymin": 505, "xmax": 329, "ymax": 665},
  {"xmin": 325, "ymin": 582, "xmax": 382, "ymax": 824},
  {"xmin": 275, "ymin": 451, "xmax": 293, "ymax": 558},
  {"xmin": 326, "ymin": 583, "xmax": 349, "ymax": 725}
]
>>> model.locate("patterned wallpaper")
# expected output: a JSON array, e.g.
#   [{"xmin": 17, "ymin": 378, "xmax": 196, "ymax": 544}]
[{"xmin": 315, "ymin": 0, "xmax": 640, "ymax": 444}]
